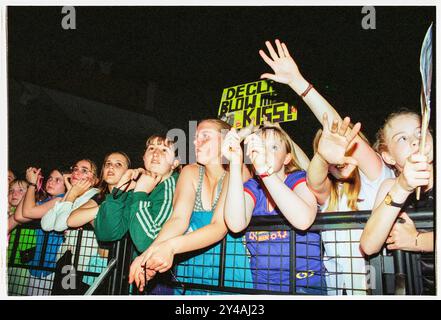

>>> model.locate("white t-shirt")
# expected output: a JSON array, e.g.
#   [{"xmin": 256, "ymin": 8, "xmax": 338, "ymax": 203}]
[{"xmin": 320, "ymin": 160, "xmax": 395, "ymax": 295}]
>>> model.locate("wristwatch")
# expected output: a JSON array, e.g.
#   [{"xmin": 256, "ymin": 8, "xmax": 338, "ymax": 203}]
[{"xmin": 384, "ymin": 192, "xmax": 405, "ymax": 208}]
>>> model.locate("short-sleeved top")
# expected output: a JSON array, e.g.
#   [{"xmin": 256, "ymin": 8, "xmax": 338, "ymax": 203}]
[
  {"xmin": 91, "ymin": 192, "xmax": 105, "ymax": 206},
  {"xmin": 243, "ymin": 171, "xmax": 324, "ymax": 291}
]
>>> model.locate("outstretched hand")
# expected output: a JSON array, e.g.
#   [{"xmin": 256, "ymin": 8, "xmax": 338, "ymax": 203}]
[
  {"xmin": 317, "ymin": 113, "xmax": 361, "ymax": 166},
  {"xmin": 259, "ymin": 39, "xmax": 303, "ymax": 86}
]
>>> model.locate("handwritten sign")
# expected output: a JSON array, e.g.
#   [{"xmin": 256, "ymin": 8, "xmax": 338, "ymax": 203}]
[{"xmin": 218, "ymin": 80, "xmax": 297, "ymax": 128}]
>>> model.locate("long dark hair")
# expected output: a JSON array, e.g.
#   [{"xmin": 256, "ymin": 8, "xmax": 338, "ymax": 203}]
[
  {"xmin": 97, "ymin": 151, "xmax": 131, "ymax": 201},
  {"xmin": 37, "ymin": 168, "xmax": 68, "ymax": 202}
]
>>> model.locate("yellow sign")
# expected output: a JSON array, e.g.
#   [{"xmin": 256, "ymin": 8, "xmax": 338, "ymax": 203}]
[{"xmin": 218, "ymin": 80, "xmax": 297, "ymax": 128}]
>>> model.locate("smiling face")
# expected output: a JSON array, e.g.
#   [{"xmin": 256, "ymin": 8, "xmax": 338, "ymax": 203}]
[
  {"xmin": 143, "ymin": 137, "xmax": 176, "ymax": 176},
  {"xmin": 8, "ymin": 180, "xmax": 28, "ymax": 207},
  {"xmin": 102, "ymin": 153, "xmax": 130, "ymax": 186},
  {"xmin": 71, "ymin": 160, "xmax": 97, "ymax": 185},
  {"xmin": 45, "ymin": 170, "xmax": 66, "ymax": 196},
  {"xmin": 382, "ymin": 114, "xmax": 433, "ymax": 171}
]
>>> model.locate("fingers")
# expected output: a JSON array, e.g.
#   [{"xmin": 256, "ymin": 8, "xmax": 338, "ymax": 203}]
[
  {"xmin": 346, "ymin": 122, "xmax": 362, "ymax": 142},
  {"xmin": 275, "ymin": 39, "xmax": 285, "ymax": 58},
  {"xmin": 409, "ymin": 154, "xmax": 428, "ymax": 165},
  {"xmin": 259, "ymin": 50, "xmax": 275, "ymax": 69},
  {"xmin": 386, "ymin": 236, "xmax": 394, "ymax": 244},
  {"xmin": 281, "ymin": 42, "xmax": 291, "ymax": 58},
  {"xmin": 260, "ymin": 73, "xmax": 277, "ymax": 82},
  {"xmin": 330, "ymin": 119, "xmax": 339, "ymax": 133},
  {"xmin": 322, "ymin": 113, "xmax": 330, "ymax": 132},
  {"xmin": 265, "ymin": 40, "xmax": 279, "ymax": 61},
  {"xmin": 398, "ymin": 212, "xmax": 412, "ymax": 223},
  {"xmin": 343, "ymin": 156, "xmax": 358, "ymax": 166},
  {"xmin": 386, "ymin": 244, "xmax": 398, "ymax": 250},
  {"xmin": 338, "ymin": 117, "xmax": 351, "ymax": 136}
]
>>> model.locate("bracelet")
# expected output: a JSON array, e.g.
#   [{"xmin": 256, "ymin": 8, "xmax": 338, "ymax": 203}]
[
  {"xmin": 27, "ymin": 181, "xmax": 37, "ymax": 187},
  {"xmin": 301, "ymin": 83, "xmax": 314, "ymax": 98}
]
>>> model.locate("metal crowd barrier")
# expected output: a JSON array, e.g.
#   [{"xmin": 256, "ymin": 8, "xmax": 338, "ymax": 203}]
[{"xmin": 7, "ymin": 208, "xmax": 434, "ymax": 296}]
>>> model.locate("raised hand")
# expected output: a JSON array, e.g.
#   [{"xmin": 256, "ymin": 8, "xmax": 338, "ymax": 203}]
[
  {"xmin": 317, "ymin": 113, "xmax": 361, "ymax": 166},
  {"xmin": 117, "ymin": 168, "xmax": 146, "ymax": 190},
  {"xmin": 259, "ymin": 39, "xmax": 303, "ymax": 86},
  {"xmin": 237, "ymin": 120, "xmax": 259, "ymax": 141},
  {"xmin": 63, "ymin": 173, "xmax": 73, "ymax": 190},
  {"xmin": 244, "ymin": 132, "xmax": 268, "ymax": 174},
  {"xmin": 26, "ymin": 167, "xmax": 41, "ymax": 185},
  {"xmin": 397, "ymin": 154, "xmax": 431, "ymax": 192},
  {"xmin": 134, "ymin": 171, "xmax": 162, "ymax": 194},
  {"xmin": 69, "ymin": 179, "xmax": 92, "ymax": 200},
  {"xmin": 222, "ymin": 128, "xmax": 243, "ymax": 165}
]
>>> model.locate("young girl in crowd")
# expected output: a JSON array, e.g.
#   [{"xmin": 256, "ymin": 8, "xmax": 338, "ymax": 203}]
[
  {"xmin": 67, "ymin": 151, "xmax": 131, "ymax": 228},
  {"xmin": 223, "ymin": 124, "xmax": 325, "ymax": 294},
  {"xmin": 13, "ymin": 168, "xmax": 66, "ymax": 295},
  {"xmin": 40, "ymin": 159, "xmax": 99, "ymax": 232},
  {"xmin": 7, "ymin": 179, "xmax": 29, "ymax": 296},
  {"xmin": 360, "ymin": 111, "xmax": 434, "ymax": 294},
  {"xmin": 65, "ymin": 151, "xmax": 131, "ymax": 289},
  {"xmin": 94, "ymin": 137, "xmax": 179, "ymax": 294},
  {"xmin": 7, "ymin": 179, "xmax": 28, "ymax": 234},
  {"xmin": 259, "ymin": 39, "xmax": 395, "ymax": 295},
  {"xmin": 129, "ymin": 119, "xmax": 253, "ymax": 294}
]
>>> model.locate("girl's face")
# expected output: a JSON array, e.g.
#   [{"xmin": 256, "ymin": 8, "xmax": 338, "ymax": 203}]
[
  {"xmin": 8, "ymin": 170, "xmax": 15, "ymax": 184},
  {"xmin": 193, "ymin": 122, "xmax": 223, "ymax": 165},
  {"xmin": 383, "ymin": 114, "xmax": 433, "ymax": 171},
  {"xmin": 45, "ymin": 170, "xmax": 66, "ymax": 196},
  {"xmin": 71, "ymin": 160, "xmax": 96, "ymax": 185},
  {"xmin": 103, "ymin": 153, "xmax": 129, "ymax": 186},
  {"xmin": 261, "ymin": 130, "xmax": 292, "ymax": 174},
  {"xmin": 143, "ymin": 139, "xmax": 176, "ymax": 176},
  {"xmin": 8, "ymin": 181, "xmax": 27, "ymax": 207}
]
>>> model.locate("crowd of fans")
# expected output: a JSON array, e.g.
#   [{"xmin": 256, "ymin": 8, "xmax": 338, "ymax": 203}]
[{"xmin": 7, "ymin": 40, "xmax": 434, "ymax": 296}]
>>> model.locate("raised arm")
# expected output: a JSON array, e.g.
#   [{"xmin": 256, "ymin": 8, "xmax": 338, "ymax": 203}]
[
  {"xmin": 307, "ymin": 114, "xmax": 360, "ymax": 205},
  {"xmin": 360, "ymin": 154, "xmax": 431, "ymax": 255},
  {"xmin": 260, "ymin": 39, "xmax": 383, "ymax": 181},
  {"xmin": 21, "ymin": 167, "xmax": 59, "ymax": 219},
  {"xmin": 223, "ymin": 129, "xmax": 255, "ymax": 232}
]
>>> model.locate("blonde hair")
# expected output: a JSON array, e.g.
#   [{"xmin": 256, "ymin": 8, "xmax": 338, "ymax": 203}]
[
  {"xmin": 312, "ymin": 126, "xmax": 370, "ymax": 212},
  {"xmin": 374, "ymin": 110, "xmax": 421, "ymax": 155},
  {"xmin": 198, "ymin": 119, "xmax": 232, "ymax": 136},
  {"xmin": 259, "ymin": 125, "xmax": 302, "ymax": 174}
]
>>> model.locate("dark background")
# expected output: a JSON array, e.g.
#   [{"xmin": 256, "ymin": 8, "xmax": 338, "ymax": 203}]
[{"xmin": 7, "ymin": 6, "xmax": 435, "ymax": 177}]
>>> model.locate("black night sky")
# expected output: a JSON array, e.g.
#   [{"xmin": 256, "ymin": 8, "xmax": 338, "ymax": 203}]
[{"xmin": 7, "ymin": 6, "xmax": 435, "ymax": 176}]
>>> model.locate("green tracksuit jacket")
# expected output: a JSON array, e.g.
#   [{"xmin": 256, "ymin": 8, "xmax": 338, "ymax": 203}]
[{"xmin": 94, "ymin": 172, "xmax": 178, "ymax": 256}]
